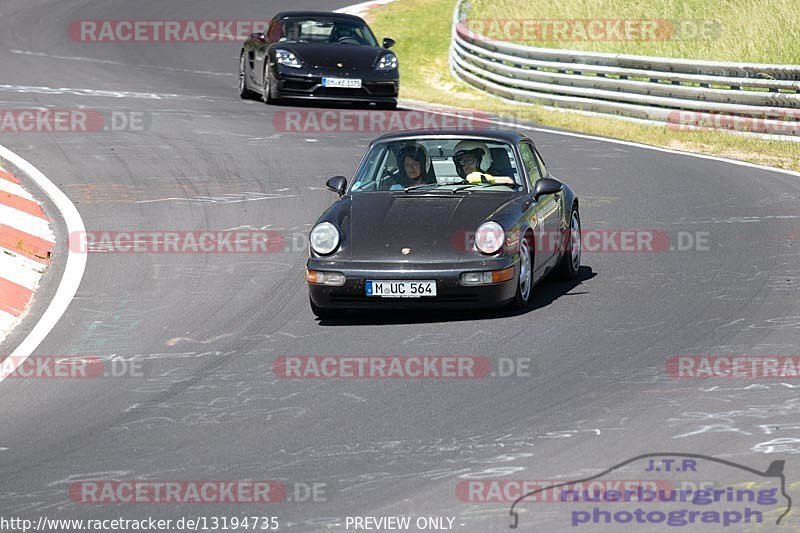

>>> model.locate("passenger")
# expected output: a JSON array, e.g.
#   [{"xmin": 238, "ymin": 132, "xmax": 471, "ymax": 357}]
[{"xmin": 383, "ymin": 144, "xmax": 436, "ymax": 189}]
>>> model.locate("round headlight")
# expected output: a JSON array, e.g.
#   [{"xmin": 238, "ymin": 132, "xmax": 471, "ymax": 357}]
[
  {"xmin": 475, "ymin": 221, "xmax": 505, "ymax": 254},
  {"xmin": 310, "ymin": 222, "xmax": 340, "ymax": 255}
]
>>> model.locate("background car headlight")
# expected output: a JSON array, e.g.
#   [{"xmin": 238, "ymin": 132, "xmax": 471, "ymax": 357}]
[
  {"xmin": 376, "ymin": 53, "xmax": 398, "ymax": 70},
  {"xmin": 474, "ymin": 221, "xmax": 505, "ymax": 254},
  {"xmin": 310, "ymin": 222, "xmax": 340, "ymax": 255},
  {"xmin": 275, "ymin": 49, "xmax": 302, "ymax": 68}
]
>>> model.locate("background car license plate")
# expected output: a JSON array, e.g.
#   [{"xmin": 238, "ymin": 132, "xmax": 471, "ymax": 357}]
[
  {"xmin": 322, "ymin": 77, "xmax": 362, "ymax": 88},
  {"xmin": 366, "ymin": 280, "xmax": 437, "ymax": 298}
]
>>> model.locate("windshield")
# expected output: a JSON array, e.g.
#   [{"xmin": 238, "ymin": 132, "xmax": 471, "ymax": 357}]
[
  {"xmin": 278, "ymin": 17, "xmax": 378, "ymax": 46},
  {"xmin": 349, "ymin": 138, "xmax": 524, "ymax": 193}
]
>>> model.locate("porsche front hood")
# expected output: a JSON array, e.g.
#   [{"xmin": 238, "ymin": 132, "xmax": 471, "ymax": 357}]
[{"xmin": 344, "ymin": 193, "xmax": 516, "ymax": 262}]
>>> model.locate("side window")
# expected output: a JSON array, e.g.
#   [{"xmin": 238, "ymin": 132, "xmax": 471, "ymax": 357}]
[
  {"xmin": 352, "ymin": 146, "xmax": 387, "ymax": 191},
  {"xmin": 375, "ymin": 149, "xmax": 397, "ymax": 190},
  {"xmin": 518, "ymin": 142, "xmax": 543, "ymax": 186},
  {"xmin": 353, "ymin": 27, "xmax": 370, "ymax": 45},
  {"xmin": 533, "ymin": 148, "xmax": 549, "ymax": 177}
]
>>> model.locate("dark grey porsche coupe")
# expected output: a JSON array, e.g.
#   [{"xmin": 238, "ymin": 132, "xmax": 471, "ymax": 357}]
[
  {"xmin": 306, "ymin": 129, "xmax": 581, "ymax": 318},
  {"xmin": 239, "ymin": 11, "xmax": 398, "ymax": 108}
]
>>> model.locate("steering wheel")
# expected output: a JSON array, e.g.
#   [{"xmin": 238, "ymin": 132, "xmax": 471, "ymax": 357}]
[
  {"xmin": 336, "ymin": 36, "xmax": 361, "ymax": 45},
  {"xmin": 381, "ymin": 168, "xmax": 400, "ymax": 181},
  {"xmin": 377, "ymin": 168, "xmax": 401, "ymax": 190}
]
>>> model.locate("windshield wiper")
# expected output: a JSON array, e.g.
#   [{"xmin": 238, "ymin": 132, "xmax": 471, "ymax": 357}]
[
  {"xmin": 405, "ymin": 182, "xmax": 481, "ymax": 194},
  {"xmin": 402, "ymin": 181, "xmax": 521, "ymax": 193},
  {"xmin": 467, "ymin": 182, "xmax": 524, "ymax": 190},
  {"xmin": 403, "ymin": 184, "xmax": 440, "ymax": 192}
]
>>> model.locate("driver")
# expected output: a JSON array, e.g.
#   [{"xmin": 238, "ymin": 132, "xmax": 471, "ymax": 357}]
[
  {"xmin": 453, "ymin": 140, "xmax": 494, "ymax": 180},
  {"xmin": 282, "ymin": 21, "xmax": 301, "ymax": 42},
  {"xmin": 331, "ymin": 23, "xmax": 361, "ymax": 44}
]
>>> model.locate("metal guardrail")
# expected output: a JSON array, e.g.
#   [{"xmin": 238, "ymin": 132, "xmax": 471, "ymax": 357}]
[{"xmin": 449, "ymin": 0, "xmax": 800, "ymax": 137}]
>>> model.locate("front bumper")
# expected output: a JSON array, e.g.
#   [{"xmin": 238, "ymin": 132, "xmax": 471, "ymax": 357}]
[
  {"xmin": 307, "ymin": 258, "xmax": 518, "ymax": 310},
  {"xmin": 273, "ymin": 66, "xmax": 398, "ymax": 102}
]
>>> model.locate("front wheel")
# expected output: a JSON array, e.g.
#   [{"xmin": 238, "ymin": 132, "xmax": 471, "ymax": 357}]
[
  {"xmin": 510, "ymin": 233, "xmax": 534, "ymax": 311},
  {"xmin": 554, "ymin": 206, "xmax": 581, "ymax": 280}
]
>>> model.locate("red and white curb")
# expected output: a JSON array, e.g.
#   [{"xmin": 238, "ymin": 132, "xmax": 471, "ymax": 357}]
[
  {"xmin": 336, "ymin": 0, "xmax": 398, "ymax": 17},
  {"xmin": 0, "ymin": 165, "xmax": 54, "ymax": 342},
  {"xmin": 0, "ymin": 144, "xmax": 85, "ymax": 379}
]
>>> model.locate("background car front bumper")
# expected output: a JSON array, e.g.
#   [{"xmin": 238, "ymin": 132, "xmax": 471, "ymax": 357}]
[{"xmin": 273, "ymin": 67, "xmax": 399, "ymax": 102}]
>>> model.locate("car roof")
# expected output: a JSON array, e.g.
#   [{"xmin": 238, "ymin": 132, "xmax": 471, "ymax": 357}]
[
  {"xmin": 371, "ymin": 128, "xmax": 531, "ymax": 145},
  {"xmin": 272, "ymin": 11, "xmax": 366, "ymax": 23}
]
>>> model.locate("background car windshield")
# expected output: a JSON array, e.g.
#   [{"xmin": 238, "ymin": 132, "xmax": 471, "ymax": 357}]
[
  {"xmin": 349, "ymin": 139, "xmax": 522, "ymax": 193},
  {"xmin": 280, "ymin": 18, "xmax": 378, "ymax": 46}
]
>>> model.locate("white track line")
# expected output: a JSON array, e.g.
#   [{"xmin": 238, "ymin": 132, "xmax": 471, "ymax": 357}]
[
  {"xmin": 0, "ymin": 84, "xmax": 217, "ymax": 101},
  {"xmin": 335, "ymin": 0, "xmax": 398, "ymax": 16},
  {"xmin": 0, "ymin": 145, "xmax": 87, "ymax": 373},
  {"xmin": 10, "ymin": 50, "xmax": 230, "ymax": 78}
]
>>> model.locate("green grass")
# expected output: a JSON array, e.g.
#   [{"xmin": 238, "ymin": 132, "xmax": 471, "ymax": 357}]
[
  {"xmin": 465, "ymin": 0, "xmax": 800, "ymax": 63},
  {"xmin": 367, "ymin": 0, "xmax": 800, "ymax": 172}
]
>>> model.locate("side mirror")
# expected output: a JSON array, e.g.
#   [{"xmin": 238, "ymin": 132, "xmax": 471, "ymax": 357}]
[
  {"xmin": 533, "ymin": 178, "xmax": 562, "ymax": 201},
  {"xmin": 382, "ymin": 37, "xmax": 395, "ymax": 49},
  {"xmin": 326, "ymin": 176, "xmax": 348, "ymax": 196},
  {"xmin": 251, "ymin": 32, "xmax": 267, "ymax": 42}
]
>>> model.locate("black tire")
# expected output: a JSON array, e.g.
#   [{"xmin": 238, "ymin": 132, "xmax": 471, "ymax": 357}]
[
  {"xmin": 554, "ymin": 205, "xmax": 581, "ymax": 281},
  {"xmin": 238, "ymin": 54, "xmax": 258, "ymax": 100},
  {"xmin": 510, "ymin": 232, "xmax": 534, "ymax": 311},
  {"xmin": 310, "ymin": 298, "xmax": 336, "ymax": 319}
]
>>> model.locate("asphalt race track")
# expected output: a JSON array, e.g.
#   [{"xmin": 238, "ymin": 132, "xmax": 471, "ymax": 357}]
[{"xmin": 1, "ymin": 0, "xmax": 800, "ymax": 531}]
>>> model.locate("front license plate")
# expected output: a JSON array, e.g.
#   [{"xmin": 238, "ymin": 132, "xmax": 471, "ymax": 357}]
[
  {"xmin": 366, "ymin": 280, "xmax": 437, "ymax": 298},
  {"xmin": 322, "ymin": 77, "xmax": 362, "ymax": 88}
]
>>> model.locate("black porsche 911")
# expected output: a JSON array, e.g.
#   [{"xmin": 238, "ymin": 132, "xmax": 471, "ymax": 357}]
[
  {"xmin": 238, "ymin": 11, "xmax": 398, "ymax": 108},
  {"xmin": 306, "ymin": 129, "xmax": 582, "ymax": 318}
]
